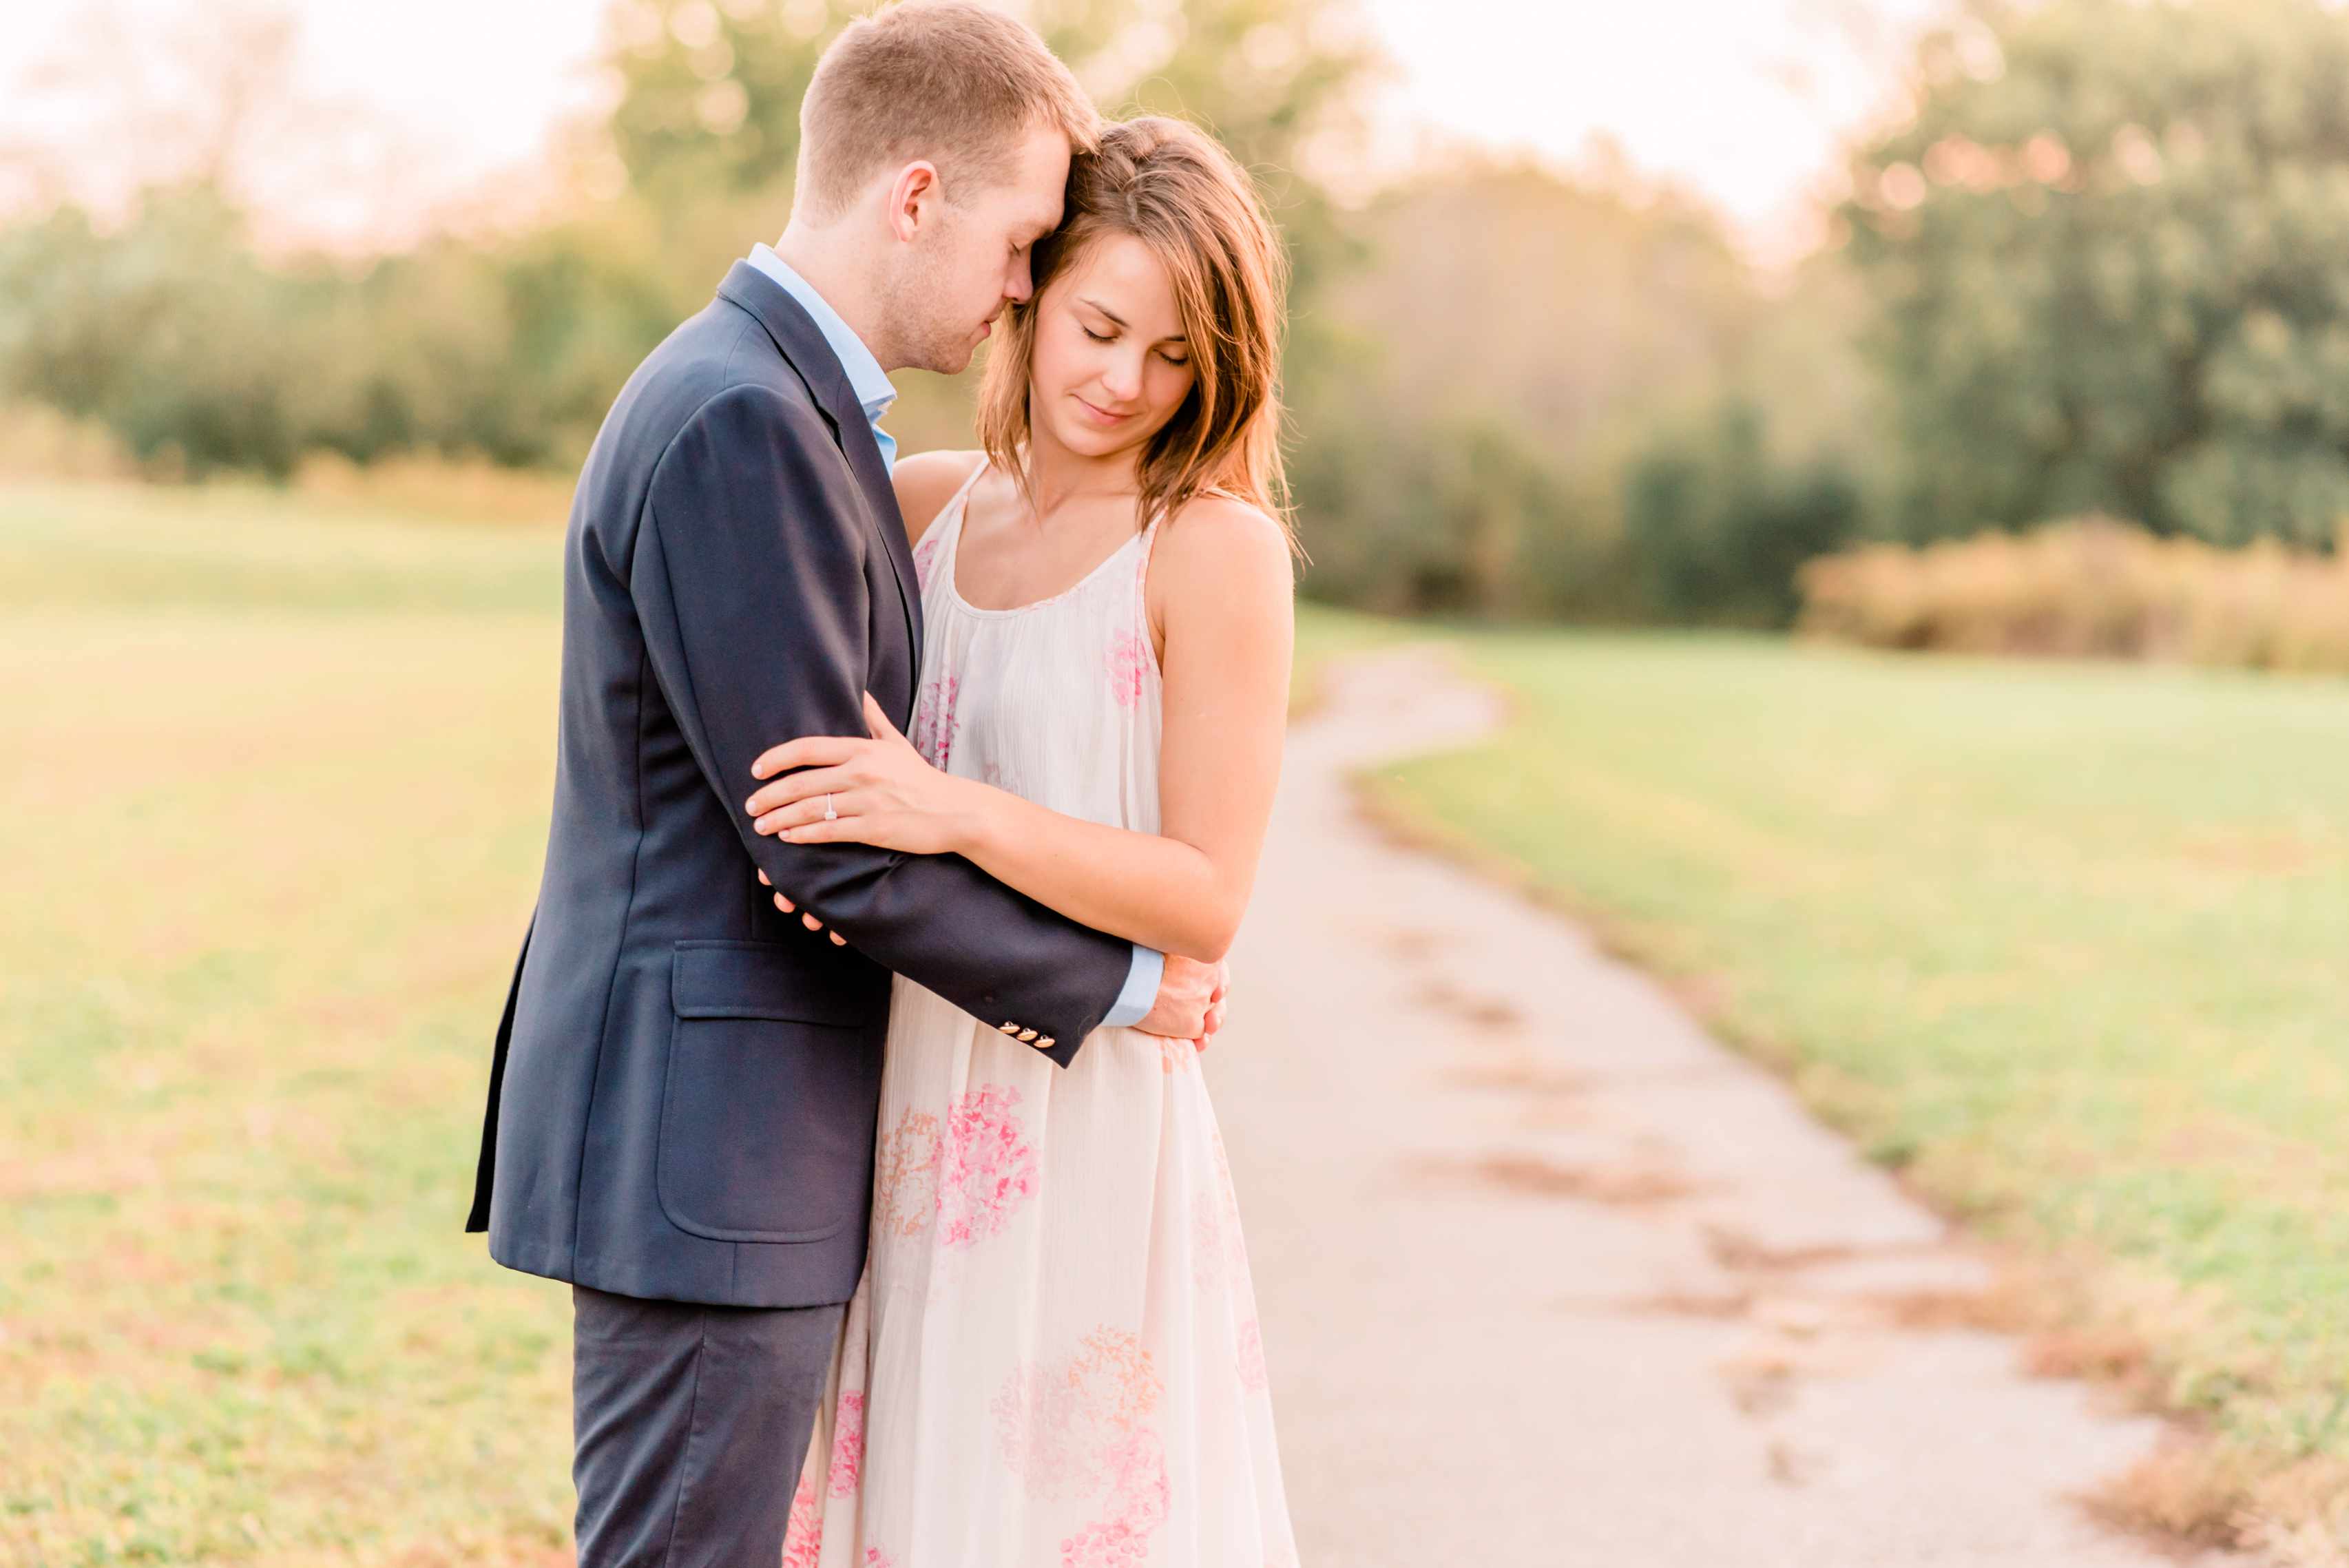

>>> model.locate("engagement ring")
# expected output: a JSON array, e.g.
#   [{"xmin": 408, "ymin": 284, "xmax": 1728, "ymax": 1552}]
[{"xmin": 823, "ymin": 794, "xmax": 837, "ymax": 821}]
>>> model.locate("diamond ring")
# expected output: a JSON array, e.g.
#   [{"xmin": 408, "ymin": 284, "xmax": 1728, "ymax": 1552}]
[{"xmin": 822, "ymin": 794, "xmax": 838, "ymax": 822}]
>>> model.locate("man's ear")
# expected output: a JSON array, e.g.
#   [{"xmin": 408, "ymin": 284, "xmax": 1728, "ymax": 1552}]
[{"xmin": 886, "ymin": 160, "xmax": 943, "ymax": 244}]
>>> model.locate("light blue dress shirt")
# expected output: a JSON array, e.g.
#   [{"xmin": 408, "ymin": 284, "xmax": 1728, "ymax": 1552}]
[
  {"xmin": 741, "ymin": 245, "xmax": 1165, "ymax": 1029},
  {"xmin": 746, "ymin": 243, "xmax": 899, "ymax": 472}
]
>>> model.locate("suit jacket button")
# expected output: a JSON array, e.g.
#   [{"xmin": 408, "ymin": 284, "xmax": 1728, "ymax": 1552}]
[
  {"xmin": 999, "ymin": 1022, "xmax": 1021, "ymax": 1035},
  {"xmin": 1036, "ymin": 1036, "xmax": 1056, "ymax": 1050}
]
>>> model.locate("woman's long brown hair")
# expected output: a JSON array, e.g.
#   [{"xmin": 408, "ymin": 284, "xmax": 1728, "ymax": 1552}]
[{"xmin": 976, "ymin": 115, "xmax": 1294, "ymax": 549}]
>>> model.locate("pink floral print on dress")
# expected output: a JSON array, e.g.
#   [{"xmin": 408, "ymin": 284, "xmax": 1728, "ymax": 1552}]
[
  {"xmin": 990, "ymin": 1328, "xmax": 1171, "ymax": 1568},
  {"xmin": 910, "ymin": 674, "xmax": 961, "ymax": 770},
  {"xmin": 1236, "ymin": 1317, "xmax": 1269, "ymax": 1394},
  {"xmin": 912, "ymin": 528, "xmax": 943, "ymax": 592},
  {"xmin": 1059, "ymin": 1428, "xmax": 1171, "ymax": 1568},
  {"xmin": 782, "ymin": 1473, "xmax": 822, "ymax": 1568},
  {"xmin": 935, "ymin": 1084, "xmax": 1040, "ymax": 1249},
  {"xmin": 1105, "ymin": 626, "xmax": 1150, "ymax": 709},
  {"xmin": 826, "ymin": 1390, "xmax": 867, "ymax": 1498},
  {"xmin": 873, "ymin": 1109, "xmax": 941, "ymax": 1238}
]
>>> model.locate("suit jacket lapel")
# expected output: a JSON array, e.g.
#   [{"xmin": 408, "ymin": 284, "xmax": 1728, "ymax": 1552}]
[{"xmin": 714, "ymin": 262, "xmax": 923, "ymax": 669}]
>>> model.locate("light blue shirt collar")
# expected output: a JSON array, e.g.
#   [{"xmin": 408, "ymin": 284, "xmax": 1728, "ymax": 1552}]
[{"xmin": 744, "ymin": 242, "xmax": 897, "ymax": 470}]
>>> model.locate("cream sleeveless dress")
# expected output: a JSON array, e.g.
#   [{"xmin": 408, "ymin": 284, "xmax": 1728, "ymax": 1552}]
[{"xmin": 781, "ymin": 464, "xmax": 1299, "ymax": 1568}]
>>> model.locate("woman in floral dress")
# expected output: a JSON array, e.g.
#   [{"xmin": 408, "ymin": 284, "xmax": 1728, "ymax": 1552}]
[{"xmin": 740, "ymin": 117, "xmax": 1301, "ymax": 1567}]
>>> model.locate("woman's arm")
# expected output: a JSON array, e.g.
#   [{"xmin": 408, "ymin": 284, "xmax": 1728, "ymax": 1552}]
[
  {"xmin": 742, "ymin": 498, "xmax": 1295, "ymax": 963},
  {"xmin": 890, "ymin": 448, "xmax": 985, "ymax": 547}
]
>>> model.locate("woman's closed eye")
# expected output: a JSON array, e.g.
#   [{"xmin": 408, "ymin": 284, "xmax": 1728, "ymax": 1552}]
[{"xmin": 1085, "ymin": 325, "xmax": 1188, "ymax": 366}]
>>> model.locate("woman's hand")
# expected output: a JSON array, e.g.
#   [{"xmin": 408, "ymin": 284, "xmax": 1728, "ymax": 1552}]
[{"xmin": 744, "ymin": 693, "xmax": 979, "ymax": 856}]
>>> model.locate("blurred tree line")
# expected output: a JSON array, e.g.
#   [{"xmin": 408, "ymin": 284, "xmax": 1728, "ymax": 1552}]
[
  {"xmin": 8, "ymin": 0, "xmax": 2349, "ymax": 623},
  {"xmin": 1845, "ymin": 0, "xmax": 2349, "ymax": 550}
]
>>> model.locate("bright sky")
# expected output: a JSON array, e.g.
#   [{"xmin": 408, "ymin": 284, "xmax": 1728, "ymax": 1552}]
[{"xmin": 0, "ymin": 0, "xmax": 1948, "ymax": 262}]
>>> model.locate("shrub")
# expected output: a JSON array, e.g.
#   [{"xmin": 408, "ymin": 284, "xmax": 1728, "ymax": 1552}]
[
  {"xmin": 1621, "ymin": 401, "xmax": 1864, "ymax": 626},
  {"xmin": 1797, "ymin": 519, "xmax": 2349, "ymax": 673},
  {"xmin": 0, "ymin": 402, "xmax": 138, "ymax": 481}
]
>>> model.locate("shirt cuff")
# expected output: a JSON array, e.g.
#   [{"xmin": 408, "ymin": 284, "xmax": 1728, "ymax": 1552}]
[{"xmin": 1100, "ymin": 945, "xmax": 1164, "ymax": 1029}]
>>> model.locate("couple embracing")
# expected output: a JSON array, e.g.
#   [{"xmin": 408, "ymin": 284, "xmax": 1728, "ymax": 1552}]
[{"xmin": 468, "ymin": 3, "xmax": 1301, "ymax": 1564}]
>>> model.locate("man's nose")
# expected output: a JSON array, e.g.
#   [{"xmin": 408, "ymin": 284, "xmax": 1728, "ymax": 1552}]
[{"xmin": 1005, "ymin": 253, "xmax": 1034, "ymax": 304}]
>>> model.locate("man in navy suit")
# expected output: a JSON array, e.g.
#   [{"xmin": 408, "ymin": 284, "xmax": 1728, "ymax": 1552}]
[{"xmin": 466, "ymin": 8, "xmax": 1223, "ymax": 1562}]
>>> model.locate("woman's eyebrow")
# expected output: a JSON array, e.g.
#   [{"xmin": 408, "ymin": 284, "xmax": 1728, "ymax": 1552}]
[{"xmin": 1076, "ymin": 296, "xmax": 1186, "ymax": 343}]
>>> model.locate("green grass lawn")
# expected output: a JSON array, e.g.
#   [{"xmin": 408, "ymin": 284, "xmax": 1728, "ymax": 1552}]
[
  {"xmin": 2, "ymin": 484, "xmax": 572, "ymax": 1566},
  {"xmin": 1368, "ymin": 629, "xmax": 2349, "ymax": 1531}
]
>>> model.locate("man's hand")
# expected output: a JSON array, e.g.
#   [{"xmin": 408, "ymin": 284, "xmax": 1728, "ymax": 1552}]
[{"xmin": 1134, "ymin": 954, "xmax": 1229, "ymax": 1054}]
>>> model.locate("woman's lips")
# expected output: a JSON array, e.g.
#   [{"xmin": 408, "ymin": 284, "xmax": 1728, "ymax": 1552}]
[{"xmin": 1075, "ymin": 395, "xmax": 1133, "ymax": 426}]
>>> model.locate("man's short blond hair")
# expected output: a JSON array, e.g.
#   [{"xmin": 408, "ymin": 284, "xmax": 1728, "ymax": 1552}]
[{"xmin": 796, "ymin": 2, "xmax": 1100, "ymax": 220}]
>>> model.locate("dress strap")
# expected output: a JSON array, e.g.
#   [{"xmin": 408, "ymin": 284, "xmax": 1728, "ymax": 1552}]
[
  {"xmin": 917, "ymin": 458, "xmax": 988, "ymax": 594},
  {"xmin": 942, "ymin": 457, "xmax": 990, "ymax": 516},
  {"xmin": 1134, "ymin": 504, "xmax": 1166, "ymax": 656},
  {"xmin": 935, "ymin": 459, "xmax": 989, "ymax": 553}
]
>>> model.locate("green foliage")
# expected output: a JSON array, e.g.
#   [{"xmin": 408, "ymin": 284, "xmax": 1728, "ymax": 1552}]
[
  {"xmin": 1291, "ymin": 160, "xmax": 1864, "ymax": 622},
  {"xmin": 603, "ymin": 0, "xmax": 840, "ymax": 200},
  {"xmin": 1623, "ymin": 401, "xmax": 1863, "ymax": 626},
  {"xmin": 1846, "ymin": 0, "xmax": 2349, "ymax": 547},
  {"xmin": 0, "ymin": 189, "xmax": 316, "ymax": 478},
  {"xmin": 0, "ymin": 0, "xmax": 1874, "ymax": 628},
  {"xmin": 1294, "ymin": 405, "xmax": 1590, "ymax": 614}
]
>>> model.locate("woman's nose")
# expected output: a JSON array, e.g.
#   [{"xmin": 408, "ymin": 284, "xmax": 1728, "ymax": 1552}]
[{"xmin": 1102, "ymin": 354, "xmax": 1144, "ymax": 400}]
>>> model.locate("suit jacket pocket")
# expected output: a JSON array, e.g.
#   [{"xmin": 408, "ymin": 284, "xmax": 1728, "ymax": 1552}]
[{"xmin": 655, "ymin": 941, "xmax": 885, "ymax": 1244}]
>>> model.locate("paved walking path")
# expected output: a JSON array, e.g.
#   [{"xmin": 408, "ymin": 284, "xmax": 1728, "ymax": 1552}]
[{"xmin": 1211, "ymin": 649, "xmax": 2226, "ymax": 1567}]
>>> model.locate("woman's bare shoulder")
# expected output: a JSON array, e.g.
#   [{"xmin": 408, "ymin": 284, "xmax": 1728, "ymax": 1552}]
[
  {"xmin": 890, "ymin": 449, "xmax": 988, "ymax": 545},
  {"xmin": 1149, "ymin": 492, "xmax": 1296, "ymax": 640},
  {"xmin": 1153, "ymin": 493, "xmax": 1295, "ymax": 593}
]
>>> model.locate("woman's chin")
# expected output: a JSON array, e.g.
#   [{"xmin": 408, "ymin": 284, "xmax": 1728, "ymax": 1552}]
[{"xmin": 1042, "ymin": 420, "xmax": 1133, "ymax": 460}]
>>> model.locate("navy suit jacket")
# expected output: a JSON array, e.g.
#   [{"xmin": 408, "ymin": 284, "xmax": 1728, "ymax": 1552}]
[{"xmin": 467, "ymin": 263, "xmax": 1134, "ymax": 1308}]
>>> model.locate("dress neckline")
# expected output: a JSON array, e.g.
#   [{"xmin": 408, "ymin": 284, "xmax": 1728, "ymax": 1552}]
[{"xmin": 937, "ymin": 463, "xmax": 1155, "ymax": 620}]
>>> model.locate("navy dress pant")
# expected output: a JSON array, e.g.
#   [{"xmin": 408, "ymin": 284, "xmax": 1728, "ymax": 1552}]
[{"xmin": 571, "ymin": 1284, "xmax": 844, "ymax": 1567}]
